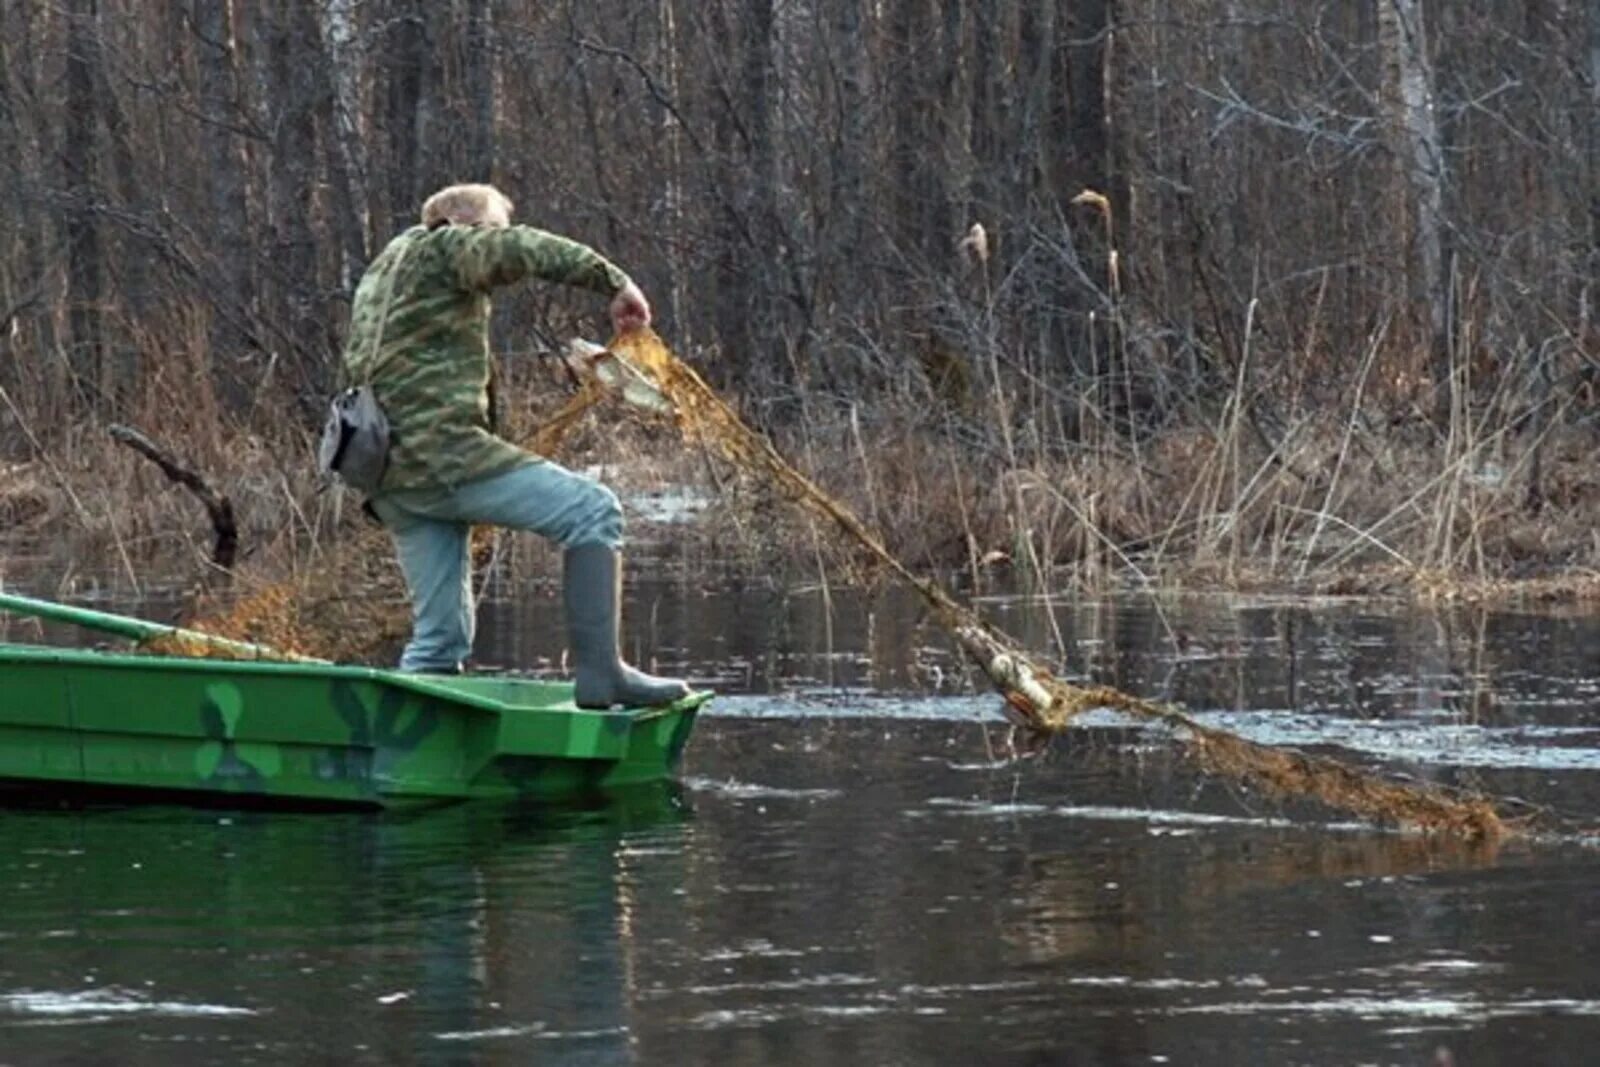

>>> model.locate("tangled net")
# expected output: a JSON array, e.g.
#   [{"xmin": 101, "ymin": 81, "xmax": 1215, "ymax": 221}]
[{"xmin": 165, "ymin": 328, "xmax": 1508, "ymax": 840}]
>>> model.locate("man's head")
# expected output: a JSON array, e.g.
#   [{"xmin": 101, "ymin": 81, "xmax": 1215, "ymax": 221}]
[{"xmin": 421, "ymin": 183, "xmax": 514, "ymax": 229}]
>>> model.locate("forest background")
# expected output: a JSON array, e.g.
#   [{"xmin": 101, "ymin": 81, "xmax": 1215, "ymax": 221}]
[{"xmin": 0, "ymin": 0, "xmax": 1595, "ymax": 599}]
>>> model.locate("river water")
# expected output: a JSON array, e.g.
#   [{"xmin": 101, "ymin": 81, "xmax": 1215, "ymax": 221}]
[{"xmin": 2, "ymin": 570, "xmax": 1599, "ymax": 1065}]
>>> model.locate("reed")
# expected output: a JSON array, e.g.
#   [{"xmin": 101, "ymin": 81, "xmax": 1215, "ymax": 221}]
[{"xmin": 3, "ymin": 266, "xmax": 1597, "ymax": 616}]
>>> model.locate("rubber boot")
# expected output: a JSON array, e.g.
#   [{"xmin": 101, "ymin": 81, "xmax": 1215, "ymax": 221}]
[
  {"xmin": 414, "ymin": 663, "xmax": 463, "ymax": 676},
  {"xmin": 563, "ymin": 544, "xmax": 689, "ymax": 709}
]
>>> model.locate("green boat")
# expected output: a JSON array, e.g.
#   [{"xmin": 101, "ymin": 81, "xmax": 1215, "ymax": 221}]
[{"xmin": 0, "ymin": 592, "xmax": 708, "ymax": 809}]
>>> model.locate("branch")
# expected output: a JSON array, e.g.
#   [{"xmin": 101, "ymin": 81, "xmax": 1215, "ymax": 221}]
[
  {"xmin": 570, "ymin": 35, "xmax": 707, "ymax": 154},
  {"xmin": 109, "ymin": 424, "xmax": 237, "ymax": 571}
]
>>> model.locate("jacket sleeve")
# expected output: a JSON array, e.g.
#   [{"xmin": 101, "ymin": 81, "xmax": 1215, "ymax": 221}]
[{"xmin": 441, "ymin": 224, "xmax": 630, "ymax": 296}]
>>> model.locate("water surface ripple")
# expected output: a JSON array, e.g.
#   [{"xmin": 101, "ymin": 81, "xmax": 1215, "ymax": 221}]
[{"xmin": 2, "ymin": 588, "xmax": 1597, "ymax": 1063}]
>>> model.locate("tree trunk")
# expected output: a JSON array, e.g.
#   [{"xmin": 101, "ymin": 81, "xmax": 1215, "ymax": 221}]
[
  {"xmin": 565, "ymin": 0, "xmax": 624, "ymax": 252},
  {"xmin": 708, "ymin": 0, "xmax": 749, "ymax": 370},
  {"xmin": 193, "ymin": 0, "xmax": 255, "ymax": 411},
  {"xmin": 464, "ymin": 0, "xmax": 496, "ymax": 180},
  {"xmin": 1013, "ymin": 1, "xmax": 1054, "ymax": 214},
  {"xmin": 265, "ymin": 3, "xmax": 323, "ymax": 389},
  {"xmin": 888, "ymin": 0, "xmax": 940, "ymax": 263},
  {"xmin": 831, "ymin": 0, "xmax": 869, "ymax": 319},
  {"xmin": 934, "ymin": 0, "xmax": 962, "ymax": 263},
  {"xmin": 659, "ymin": 0, "xmax": 689, "ymax": 338},
  {"xmin": 968, "ymin": 2, "xmax": 999, "ymax": 217},
  {"xmin": 742, "ymin": 0, "xmax": 779, "ymax": 352},
  {"xmin": 415, "ymin": 7, "xmax": 447, "ymax": 199},
  {"xmin": 384, "ymin": 0, "xmax": 447, "ymax": 235},
  {"xmin": 1378, "ymin": 0, "xmax": 1447, "ymax": 392},
  {"xmin": 708, "ymin": 0, "xmax": 779, "ymax": 374},
  {"xmin": 63, "ymin": 0, "xmax": 102, "ymax": 410},
  {"xmin": 318, "ymin": 0, "xmax": 371, "ymax": 290},
  {"xmin": 0, "ymin": 3, "xmax": 57, "ymax": 404},
  {"xmin": 1056, "ymin": 0, "xmax": 1112, "ymax": 209},
  {"xmin": 0, "ymin": 5, "xmax": 25, "ymax": 403},
  {"xmin": 1588, "ymin": 0, "xmax": 1600, "ymax": 327},
  {"xmin": 94, "ymin": 3, "xmax": 146, "ymax": 406},
  {"xmin": 385, "ymin": 0, "xmax": 425, "ymax": 234}
]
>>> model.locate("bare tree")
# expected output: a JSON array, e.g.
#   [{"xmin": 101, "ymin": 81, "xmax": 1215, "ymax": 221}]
[
  {"xmin": 464, "ymin": 0, "xmax": 498, "ymax": 181},
  {"xmin": 261, "ymin": 3, "xmax": 323, "ymax": 384},
  {"xmin": 191, "ymin": 0, "xmax": 255, "ymax": 410},
  {"xmin": 0, "ymin": 0, "xmax": 1591, "ymax": 506},
  {"xmin": 1378, "ymin": 0, "xmax": 1446, "ymax": 388},
  {"xmin": 318, "ymin": 0, "xmax": 371, "ymax": 291},
  {"xmin": 1588, "ymin": 0, "xmax": 1600, "ymax": 328},
  {"xmin": 62, "ymin": 0, "xmax": 104, "ymax": 406}
]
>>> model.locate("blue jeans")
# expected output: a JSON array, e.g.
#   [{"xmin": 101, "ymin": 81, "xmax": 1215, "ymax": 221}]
[{"xmin": 369, "ymin": 460, "xmax": 623, "ymax": 672}]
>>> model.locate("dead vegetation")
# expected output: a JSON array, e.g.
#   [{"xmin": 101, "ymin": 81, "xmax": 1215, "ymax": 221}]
[{"xmin": 4, "ymin": 340, "xmax": 1600, "ymax": 609}]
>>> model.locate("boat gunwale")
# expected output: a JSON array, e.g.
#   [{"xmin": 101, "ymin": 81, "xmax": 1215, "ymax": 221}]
[{"xmin": 0, "ymin": 642, "xmax": 711, "ymax": 720}]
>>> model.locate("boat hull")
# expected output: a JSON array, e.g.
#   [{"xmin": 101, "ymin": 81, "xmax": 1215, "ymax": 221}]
[{"xmin": 0, "ymin": 645, "xmax": 706, "ymax": 809}]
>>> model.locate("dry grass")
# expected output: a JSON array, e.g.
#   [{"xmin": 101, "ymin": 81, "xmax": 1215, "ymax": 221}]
[
  {"xmin": 0, "ymin": 462, "xmax": 57, "ymax": 534},
  {"xmin": 6, "ymin": 354, "xmax": 1598, "ymax": 610}
]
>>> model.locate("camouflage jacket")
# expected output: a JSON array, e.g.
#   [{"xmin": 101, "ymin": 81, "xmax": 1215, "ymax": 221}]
[{"xmin": 341, "ymin": 223, "xmax": 630, "ymax": 491}]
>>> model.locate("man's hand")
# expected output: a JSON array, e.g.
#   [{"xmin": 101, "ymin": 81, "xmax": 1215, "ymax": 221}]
[{"xmin": 609, "ymin": 280, "xmax": 652, "ymax": 333}]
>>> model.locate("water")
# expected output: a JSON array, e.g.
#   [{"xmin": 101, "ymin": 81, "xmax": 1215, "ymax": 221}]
[{"xmin": 3, "ymin": 576, "xmax": 1600, "ymax": 1064}]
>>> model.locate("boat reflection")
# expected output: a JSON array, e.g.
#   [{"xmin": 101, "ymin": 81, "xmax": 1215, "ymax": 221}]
[{"xmin": 0, "ymin": 784, "xmax": 693, "ymax": 1065}]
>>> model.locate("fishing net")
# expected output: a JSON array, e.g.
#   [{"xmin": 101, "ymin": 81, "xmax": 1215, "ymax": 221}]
[
  {"xmin": 168, "ymin": 327, "xmax": 1506, "ymax": 840},
  {"xmin": 601, "ymin": 329, "xmax": 1506, "ymax": 841}
]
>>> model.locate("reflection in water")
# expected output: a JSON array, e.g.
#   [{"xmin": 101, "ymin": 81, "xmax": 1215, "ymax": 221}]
[
  {"xmin": 0, "ymin": 786, "xmax": 691, "ymax": 1065},
  {"xmin": 5, "ymin": 583, "xmax": 1600, "ymax": 1062}
]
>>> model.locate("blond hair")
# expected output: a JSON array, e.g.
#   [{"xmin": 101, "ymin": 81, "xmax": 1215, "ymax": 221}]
[{"xmin": 420, "ymin": 183, "xmax": 514, "ymax": 229}]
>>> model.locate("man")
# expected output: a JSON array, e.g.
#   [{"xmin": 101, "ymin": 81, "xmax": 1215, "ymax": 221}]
[{"xmin": 342, "ymin": 182, "xmax": 688, "ymax": 708}]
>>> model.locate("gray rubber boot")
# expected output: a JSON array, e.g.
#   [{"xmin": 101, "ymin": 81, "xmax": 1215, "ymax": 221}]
[{"xmin": 563, "ymin": 544, "xmax": 690, "ymax": 709}]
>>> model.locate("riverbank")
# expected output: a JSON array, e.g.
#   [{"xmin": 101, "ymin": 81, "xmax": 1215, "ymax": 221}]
[{"xmin": 5, "ymin": 392, "xmax": 1599, "ymax": 613}]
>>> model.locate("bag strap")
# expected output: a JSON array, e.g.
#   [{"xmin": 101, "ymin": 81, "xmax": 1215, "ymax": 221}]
[{"xmin": 352, "ymin": 232, "xmax": 422, "ymax": 387}]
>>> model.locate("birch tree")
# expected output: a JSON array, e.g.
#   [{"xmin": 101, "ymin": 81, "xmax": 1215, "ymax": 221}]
[
  {"xmin": 319, "ymin": 0, "xmax": 371, "ymax": 290},
  {"xmin": 1378, "ymin": 0, "xmax": 1446, "ymax": 387}
]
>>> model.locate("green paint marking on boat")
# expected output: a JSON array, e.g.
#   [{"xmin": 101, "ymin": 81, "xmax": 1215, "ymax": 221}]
[{"xmin": 0, "ymin": 643, "xmax": 709, "ymax": 810}]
